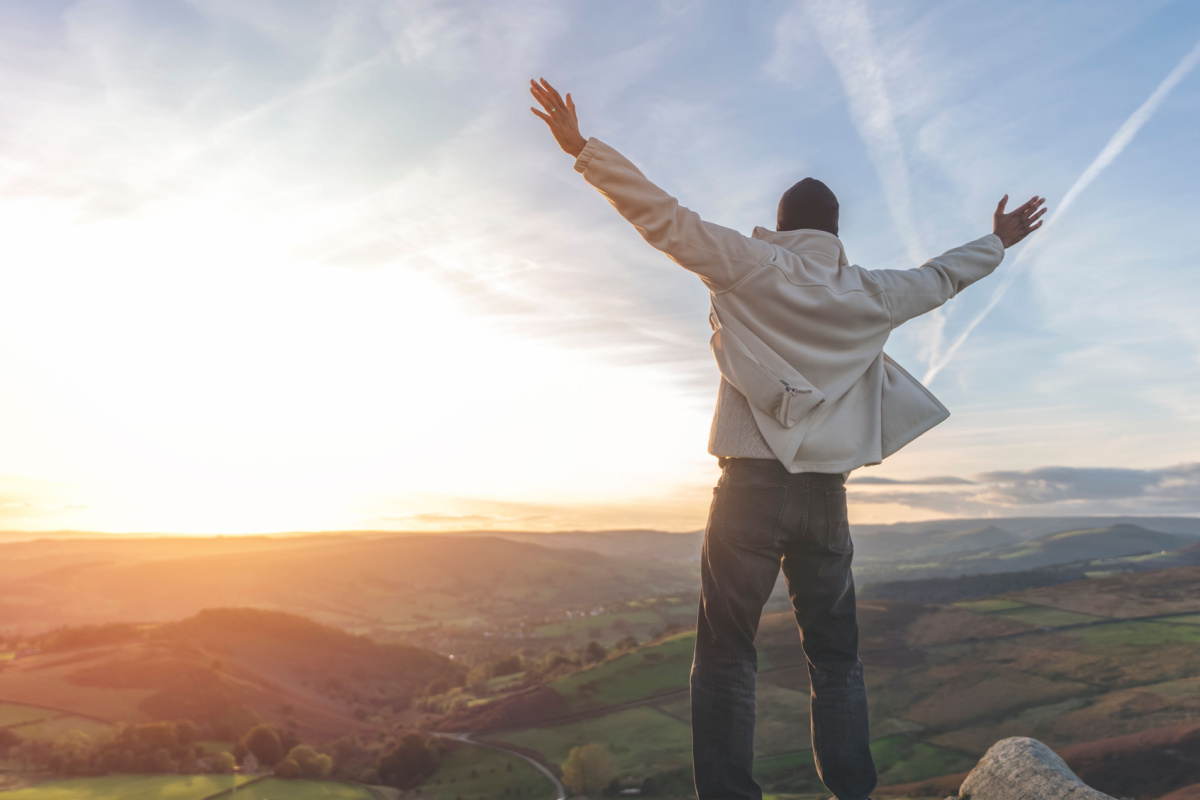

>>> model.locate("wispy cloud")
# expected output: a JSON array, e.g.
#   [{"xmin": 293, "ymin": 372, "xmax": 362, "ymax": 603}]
[
  {"xmin": 771, "ymin": 0, "xmax": 961, "ymax": 370},
  {"xmin": 778, "ymin": 0, "xmax": 924, "ymax": 264},
  {"xmin": 923, "ymin": 36, "xmax": 1200, "ymax": 385}
]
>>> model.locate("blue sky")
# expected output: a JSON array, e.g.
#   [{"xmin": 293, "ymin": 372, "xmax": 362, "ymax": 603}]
[{"xmin": 0, "ymin": 0, "xmax": 1197, "ymax": 532}]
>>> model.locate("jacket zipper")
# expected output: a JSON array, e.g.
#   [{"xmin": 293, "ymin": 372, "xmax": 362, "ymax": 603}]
[{"xmin": 713, "ymin": 304, "xmax": 812, "ymax": 396}]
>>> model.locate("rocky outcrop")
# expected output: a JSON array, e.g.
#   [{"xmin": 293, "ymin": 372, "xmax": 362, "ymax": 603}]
[{"xmin": 953, "ymin": 737, "xmax": 1115, "ymax": 800}]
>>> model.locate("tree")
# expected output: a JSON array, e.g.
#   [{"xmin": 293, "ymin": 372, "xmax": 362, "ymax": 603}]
[
  {"xmin": 274, "ymin": 757, "xmax": 301, "ymax": 779},
  {"xmin": 241, "ymin": 724, "xmax": 284, "ymax": 767},
  {"xmin": 465, "ymin": 665, "xmax": 491, "ymax": 694},
  {"xmin": 0, "ymin": 728, "xmax": 21, "ymax": 753},
  {"xmin": 561, "ymin": 744, "xmax": 617, "ymax": 794},
  {"xmin": 377, "ymin": 732, "xmax": 440, "ymax": 790},
  {"xmin": 286, "ymin": 744, "xmax": 331, "ymax": 779},
  {"xmin": 148, "ymin": 746, "xmax": 174, "ymax": 773},
  {"xmin": 490, "ymin": 654, "xmax": 522, "ymax": 677},
  {"xmin": 583, "ymin": 641, "xmax": 607, "ymax": 663},
  {"xmin": 176, "ymin": 719, "xmax": 201, "ymax": 747},
  {"xmin": 212, "ymin": 751, "xmax": 236, "ymax": 774},
  {"xmin": 135, "ymin": 722, "xmax": 178, "ymax": 751}
]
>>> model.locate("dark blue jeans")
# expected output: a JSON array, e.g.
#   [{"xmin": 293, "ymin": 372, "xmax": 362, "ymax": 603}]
[{"xmin": 690, "ymin": 457, "xmax": 875, "ymax": 800}]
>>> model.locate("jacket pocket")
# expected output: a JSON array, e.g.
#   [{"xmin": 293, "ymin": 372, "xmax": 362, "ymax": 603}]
[{"xmin": 711, "ymin": 327, "xmax": 824, "ymax": 428}]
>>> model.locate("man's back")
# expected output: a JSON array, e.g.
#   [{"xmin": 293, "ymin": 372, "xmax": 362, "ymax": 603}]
[{"xmin": 572, "ymin": 136, "xmax": 1006, "ymax": 471}]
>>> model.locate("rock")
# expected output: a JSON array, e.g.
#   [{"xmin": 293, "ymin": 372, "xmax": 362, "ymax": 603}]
[{"xmin": 956, "ymin": 737, "xmax": 1115, "ymax": 800}]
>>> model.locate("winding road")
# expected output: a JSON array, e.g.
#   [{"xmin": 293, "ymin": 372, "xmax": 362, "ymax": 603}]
[{"xmin": 431, "ymin": 731, "xmax": 565, "ymax": 800}]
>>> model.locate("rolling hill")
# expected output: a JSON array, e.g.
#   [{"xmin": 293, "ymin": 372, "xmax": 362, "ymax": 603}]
[
  {"xmin": 0, "ymin": 608, "xmax": 452, "ymax": 741},
  {"xmin": 0, "ymin": 534, "xmax": 697, "ymax": 638},
  {"xmin": 428, "ymin": 561, "xmax": 1200, "ymax": 798}
]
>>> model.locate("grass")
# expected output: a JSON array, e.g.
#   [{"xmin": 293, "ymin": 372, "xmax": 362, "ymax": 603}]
[
  {"xmin": 484, "ymin": 672, "xmax": 526, "ymax": 693},
  {"xmin": 0, "ymin": 774, "xmax": 251, "ymax": 799},
  {"xmin": 221, "ymin": 779, "xmax": 373, "ymax": 799},
  {"xmin": 870, "ymin": 735, "xmax": 974, "ymax": 785},
  {"xmin": 550, "ymin": 632, "xmax": 694, "ymax": 711},
  {"xmin": 1068, "ymin": 620, "xmax": 1200, "ymax": 647},
  {"xmin": 533, "ymin": 610, "xmax": 664, "ymax": 638},
  {"xmin": 485, "ymin": 706, "xmax": 691, "ymax": 775},
  {"xmin": 0, "ymin": 704, "xmax": 53, "ymax": 727},
  {"xmin": 953, "ymin": 599, "xmax": 1026, "ymax": 613},
  {"xmin": 752, "ymin": 750, "xmax": 823, "ymax": 794},
  {"xmin": 420, "ymin": 743, "xmax": 554, "ymax": 800},
  {"xmin": 753, "ymin": 683, "xmax": 811, "ymax": 757},
  {"xmin": 990, "ymin": 606, "xmax": 1106, "ymax": 628},
  {"xmin": 8, "ymin": 716, "xmax": 113, "ymax": 741}
]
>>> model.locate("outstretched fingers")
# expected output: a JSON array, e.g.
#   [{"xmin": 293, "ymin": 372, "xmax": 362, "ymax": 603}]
[
  {"xmin": 527, "ymin": 77, "xmax": 587, "ymax": 158},
  {"xmin": 530, "ymin": 80, "xmax": 553, "ymax": 111},
  {"xmin": 539, "ymin": 78, "xmax": 567, "ymax": 109},
  {"xmin": 1014, "ymin": 196, "xmax": 1043, "ymax": 215},
  {"xmin": 996, "ymin": 195, "xmax": 1008, "ymax": 216}
]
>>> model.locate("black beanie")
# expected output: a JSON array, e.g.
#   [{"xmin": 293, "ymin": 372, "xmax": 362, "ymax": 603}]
[{"xmin": 777, "ymin": 177, "xmax": 839, "ymax": 236}]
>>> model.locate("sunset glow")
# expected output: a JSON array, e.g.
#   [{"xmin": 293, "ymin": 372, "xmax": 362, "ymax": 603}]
[{"xmin": 1, "ymin": 1, "xmax": 1198, "ymax": 533}]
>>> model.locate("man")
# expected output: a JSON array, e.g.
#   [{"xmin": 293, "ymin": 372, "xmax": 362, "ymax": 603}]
[{"xmin": 530, "ymin": 78, "xmax": 1045, "ymax": 800}]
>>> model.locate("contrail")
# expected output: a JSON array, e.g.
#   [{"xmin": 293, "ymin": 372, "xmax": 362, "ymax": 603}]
[
  {"xmin": 801, "ymin": 0, "xmax": 951, "ymax": 371},
  {"xmin": 923, "ymin": 37, "xmax": 1200, "ymax": 386},
  {"xmin": 802, "ymin": 0, "xmax": 925, "ymax": 266}
]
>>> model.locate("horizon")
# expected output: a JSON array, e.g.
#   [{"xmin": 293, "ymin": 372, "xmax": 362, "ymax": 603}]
[
  {"xmin": 3, "ymin": 511, "xmax": 1199, "ymax": 542},
  {"xmin": 2, "ymin": 1, "xmax": 1198, "ymax": 534}
]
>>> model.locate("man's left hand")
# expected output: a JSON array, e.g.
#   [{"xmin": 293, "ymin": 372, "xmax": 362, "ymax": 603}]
[{"xmin": 993, "ymin": 194, "xmax": 1047, "ymax": 248}]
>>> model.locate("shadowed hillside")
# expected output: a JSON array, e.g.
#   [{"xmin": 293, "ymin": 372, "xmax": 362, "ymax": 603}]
[{"xmin": 0, "ymin": 608, "xmax": 454, "ymax": 742}]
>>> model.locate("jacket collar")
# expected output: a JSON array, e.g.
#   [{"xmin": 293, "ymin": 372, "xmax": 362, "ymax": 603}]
[{"xmin": 752, "ymin": 227, "xmax": 849, "ymax": 267}]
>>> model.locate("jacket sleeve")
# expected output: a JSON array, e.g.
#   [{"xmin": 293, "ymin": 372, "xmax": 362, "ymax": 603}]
[
  {"xmin": 574, "ymin": 137, "xmax": 773, "ymax": 292},
  {"xmin": 861, "ymin": 234, "xmax": 1005, "ymax": 328}
]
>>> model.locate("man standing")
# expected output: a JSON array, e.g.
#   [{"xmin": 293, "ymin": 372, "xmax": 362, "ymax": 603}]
[{"xmin": 530, "ymin": 78, "xmax": 1045, "ymax": 800}]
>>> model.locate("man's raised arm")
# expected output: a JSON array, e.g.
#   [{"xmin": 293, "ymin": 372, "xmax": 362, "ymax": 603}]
[
  {"xmin": 530, "ymin": 78, "xmax": 771, "ymax": 292},
  {"xmin": 863, "ymin": 195, "xmax": 1047, "ymax": 328}
]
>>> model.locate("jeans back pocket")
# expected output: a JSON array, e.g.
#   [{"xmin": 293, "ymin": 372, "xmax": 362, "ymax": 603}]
[
  {"xmin": 820, "ymin": 488, "xmax": 853, "ymax": 555},
  {"xmin": 714, "ymin": 482, "xmax": 787, "ymax": 550}
]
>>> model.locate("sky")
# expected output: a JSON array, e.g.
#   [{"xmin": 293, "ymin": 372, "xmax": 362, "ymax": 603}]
[{"xmin": 0, "ymin": 0, "xmax": 1198, "ymax": 534}]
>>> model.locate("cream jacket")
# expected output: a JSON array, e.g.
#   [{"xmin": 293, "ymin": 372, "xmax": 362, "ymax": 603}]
[{"xmin": 574, "ymin": 138, "xmax": 1005, "ymax": 473}]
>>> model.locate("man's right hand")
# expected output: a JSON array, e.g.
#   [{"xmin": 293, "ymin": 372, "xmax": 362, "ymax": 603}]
[
  {"xmin": 530, "ymin": 78, "xmax": 587, "ymax": 159},
  {"xmin": 993, "ymin": 194, "xmax": 1047, "ymax": 248}
]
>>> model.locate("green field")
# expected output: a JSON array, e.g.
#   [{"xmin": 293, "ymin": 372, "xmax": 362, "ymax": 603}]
[
  {"xmin": 7, "ymin": 716, "xmax": 113, "ymax": 741},
  {"xmin": 870, "ymin": 735, "xmax": 974, "ymax": 785},
  {"xmin": 0, "ymin": 774, "xmax": 251, "ymax": 799},
  {"xmin": 0, "ymin": 704, "xmax": 53, "ymax": 727},
  {"xmin": 953, "ymin": 599, "xmax": 1026, "ymax": 613},
  {"xmin": 222, "ymin": 779, "xmax": 373, "ymax": 799},
  {"xmin": 990, "ymin": 606, "xmax": 1106, "ymax": 628},
  {"xmin": 751, "ymin": 682, "xmax": 811, "ymax": 757},
  {"xmin": 533, "ymin": 610, "xmax": 664, "ymax": 638},
  {"xmin": 1068, "ymin": 620, "xmax": 1200, "ymax": 647},
  {"xmin": 550, "ymin": 632, "xmax": 694, "ymax": 710},
  {"xmin": 486, "ymin": 706, "xmax": 691, "ymax": 775},
  {"xmin": 421, "ymin": 744, "xmax": 555, "ymax": 800}
]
